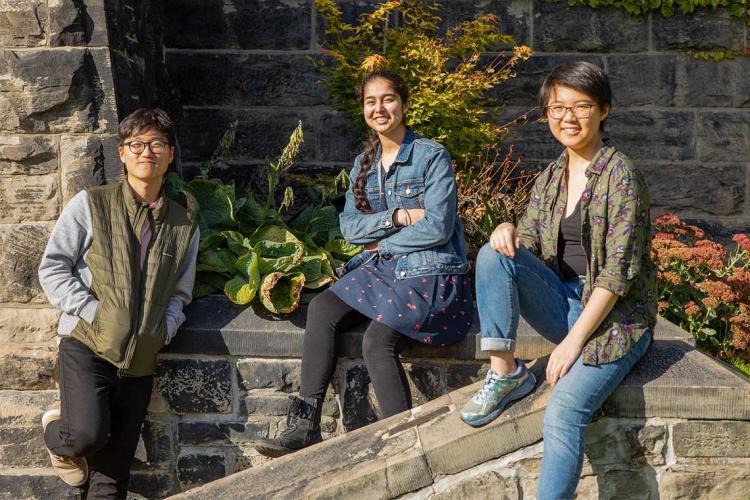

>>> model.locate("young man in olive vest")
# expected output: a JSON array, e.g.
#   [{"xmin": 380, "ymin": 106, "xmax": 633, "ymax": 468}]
[{"xmin": 38, "ymin": 108, "xmax": 199, "ymax": 497}]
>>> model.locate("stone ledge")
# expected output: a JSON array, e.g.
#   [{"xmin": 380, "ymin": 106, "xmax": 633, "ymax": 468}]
[
  {"xmin": 167, "ymin": 295, "xmax": 694, "ymax": 361},
  {"xmin": 169, "ymin": 343, "xmax": 749, "ymax": 499}
]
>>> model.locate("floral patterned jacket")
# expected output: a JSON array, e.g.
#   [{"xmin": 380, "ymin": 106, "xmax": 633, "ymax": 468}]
[{"xmin": 517, "ymin": 145, "xmax": 657, "ymax": 365}]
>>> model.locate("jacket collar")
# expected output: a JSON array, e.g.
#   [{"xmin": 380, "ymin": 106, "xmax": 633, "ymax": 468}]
[
  {"xmin": 121, "ymin": 179, "xmax": 167, "ymax": 223},
  {"xmin": 551, "ymin": 144, "xmax": 616, "ymax": 177},
  {"xmin": 372, "ymin": 127, "xmax": 416, "ymax": 168}
]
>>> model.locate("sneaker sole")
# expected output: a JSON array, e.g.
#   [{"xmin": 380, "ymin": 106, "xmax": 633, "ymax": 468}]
[{"xmin": 461, "ymin": 372, "xmax": 537, "ymax": 428}]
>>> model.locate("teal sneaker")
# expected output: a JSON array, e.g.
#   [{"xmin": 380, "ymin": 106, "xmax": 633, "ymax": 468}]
[{"xmin": 459, "ymin": 362, "xmax": 536, "ymax": 427}]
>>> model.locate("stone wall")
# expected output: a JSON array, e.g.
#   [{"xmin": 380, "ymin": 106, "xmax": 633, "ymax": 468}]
[{"xmin": 162, "ymin": 0, "xmax": 750, "ymax": 230}]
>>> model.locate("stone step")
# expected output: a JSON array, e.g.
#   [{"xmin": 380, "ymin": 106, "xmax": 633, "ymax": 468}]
[
  {"xmin": 166, "ymin": 341, "xmax": 750, "ymax": 499},
  {"xmin": 167, "ymin": 295, "xmax": 694, "ymax": 361}
]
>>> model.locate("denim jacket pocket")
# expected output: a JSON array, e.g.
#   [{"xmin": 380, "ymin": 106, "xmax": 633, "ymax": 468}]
[{"xmin": 394, "ymin": 180, "xmax": 425, "ymax": 209}]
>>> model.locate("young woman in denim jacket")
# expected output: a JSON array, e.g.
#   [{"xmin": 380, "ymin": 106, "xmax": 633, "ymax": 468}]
[
  {"xmin": 256, "ymin": 70, "xmax": 473, "ymax": 457},
  {"xmin": 460, "ymin": 62, "xmax": 657, "ymax": 499}
]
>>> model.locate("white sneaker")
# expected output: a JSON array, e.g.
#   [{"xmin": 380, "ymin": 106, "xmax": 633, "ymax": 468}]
[{"xmin": 42, "ymin": 409, "xmax": 89, "ymax": 487}]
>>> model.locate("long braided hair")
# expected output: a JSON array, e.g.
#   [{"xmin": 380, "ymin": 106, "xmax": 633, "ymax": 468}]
[{"xmin": 352, "ymin": 70, "xmax": 409, "ymax": 213}]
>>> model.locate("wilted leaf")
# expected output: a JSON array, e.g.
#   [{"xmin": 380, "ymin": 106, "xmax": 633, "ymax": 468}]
[{"xmin": 259, "ymin": 272, "xmax": 306, "ymax": 314}]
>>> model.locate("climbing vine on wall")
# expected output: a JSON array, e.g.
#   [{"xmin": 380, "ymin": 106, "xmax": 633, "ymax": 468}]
[{"xmin": 566, "ymin": 0, "xmax": 748, "ymax": 21}]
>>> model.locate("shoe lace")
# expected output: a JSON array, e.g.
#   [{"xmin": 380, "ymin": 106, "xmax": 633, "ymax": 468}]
[{"xmin": 473, "ymin": 374, "xmax": 512, "ymax": 404}]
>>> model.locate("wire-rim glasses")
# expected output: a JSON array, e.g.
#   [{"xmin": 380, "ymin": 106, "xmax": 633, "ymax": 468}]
[{"xmin": 545, "ymin": 103, "xmax": 597, "ymax": 120}]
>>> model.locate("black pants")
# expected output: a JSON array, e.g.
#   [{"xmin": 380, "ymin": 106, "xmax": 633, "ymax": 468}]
[
  {"xmin": 45, "ymin": 337, "xmax": 153, "ymax": 499},
  {"xmin": 300, "ymin": 289, "xmax": 412, "ymax": 418}
]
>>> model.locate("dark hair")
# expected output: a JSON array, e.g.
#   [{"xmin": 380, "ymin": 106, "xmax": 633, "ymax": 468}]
[
  {"xmin": 352, "ymin": 70, "xmax": 409, "ymax": 213},
  {"xmin": 538, "ymin": 62, "xmax": 612, "ymax": 131},
  {"xmin": 118, "ymin": 108, "xmax": 177, "ymax": 145}
]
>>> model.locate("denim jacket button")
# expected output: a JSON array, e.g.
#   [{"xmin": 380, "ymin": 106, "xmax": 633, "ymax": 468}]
[
  {"xmin": 405, "ymin": 188, "xmax": 411, "ymax": 195},
  {"xmin": 400, "ymin": 271, "xmax": 406, "ymax": 277},
  {"xmin": 384, "ymin": 219, "xmax": 391, "ymax": 227},
  {"xmin": 387, "ymin": 190, "xmax": 392, "ymax": 195}
]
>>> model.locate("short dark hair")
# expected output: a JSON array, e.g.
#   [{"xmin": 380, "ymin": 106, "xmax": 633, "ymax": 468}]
[
  {"xmin": 538, "ymin": 62, "xmax": 612, "ymax": 131},
  {"xmin": 118, "ymin": 108, "xmax": 177, "ymax": 145}
]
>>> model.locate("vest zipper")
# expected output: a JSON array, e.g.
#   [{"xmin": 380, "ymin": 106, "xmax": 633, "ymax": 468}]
[{"xmin": 121, "ymin": 205, "xmax": 151, "ymax": 374}]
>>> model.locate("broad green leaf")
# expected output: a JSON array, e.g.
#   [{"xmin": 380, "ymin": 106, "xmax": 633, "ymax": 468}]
[
  {"xmin": 259, "ymin": 271, "xmax": 306, "ymax": 314},
  {"xmin": 233, "ymin": 252, "xmax": 261, "ymax": 292},
  {"xmin": 193, "ymin": 281, "xmax": 219, "ymax": 299},
  {"xmin": 251, "ymin": 225, "xmax": 305, "ymax": 274},
  {"xmin": 224, "ymin": 276, "xmax": 259, "ymax": 305},
  {"xmin": 326, "ymin": 237, "xmax": 363, "ymax": 260},
  {"xmin": 196, "ymin": 248, "xmax": 235, "ymax": 273},
  {"xmin": 184, "ymin": 179, "xmax": 237, "ymax": 234},
  {"xmin": 236, "ymin": 193, "xmax": 281, "ymax": 234},
  {"xmin": 196, "ymin": 271, "xmax": 231, "ymax": 290}
]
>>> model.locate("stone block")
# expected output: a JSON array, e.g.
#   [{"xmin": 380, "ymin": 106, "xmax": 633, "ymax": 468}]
[
  {"xmin": 608, "ymin": 55, "xmax": 677, "ymax": 107},
  {"xmin": 641, "ymin": 163, "xmax": 746, "ymax": 217},
  {"xmin": 317, "ymin": 110, "xmax": 362, "ymax": 163},
  {"xmin": 155, "ymin": 359, "xmax": 233, "ymax": 414},
  {"xmin": 605, "ymin": 340, "xmax": 750, "ymax": 420},
  {"xmin": 179, "ymin": 108, "xmax": 316, "ymax": 164},
  {"xmin": 0, "ymin": 135, "xmax": 57, "ymax": 175},
  {"xmin": 241, "ymin": 393, "xmax": 291, "ymax": 416},
  {"xmin": 178, "ymin": 421, "xmax": 269, "ymax": 445},
  {"xmin": 0, "ymin": 0, "xmax": 47, "ymax": 47},
  {"xmin": 652, "ymin": 10, "xmax": 746, "ymax": 51},
  {"xmin": 430, "ymin": 470, "xmax": 520, "ymax": 499},
  {"xmin": 166, "ymin": 53, "xmax": 327, "ymax": 107},
  {"xmin": 0, "ymin": 345, "xmax": 56, "ymax": 390},
  {"xmin": 697, "ymin": 111, "xmax": 750, "ymax": 163},
  {"xmin": 583, "ymin": 418, "xmax": 667, "ymax": 467},
  {"xmin": 0, "ymin": 389, "xmax": 58, "ymax": 468},
  {"xmin": 659, "ymin": 465, "xmax": 750, "ymax": 499},
  {"xmin": 405, "ymin": 363, "xmax": 444, "ymax": 407},
  {"xmin": 177, "ymin": 451, "xmax": 226, "ymax": 490},
  {"xmin": 435, "ymin": 0, "xmax": 531, "ymax": 46},
  {"xmin": 60, "ymin": 134, "xmax": 121, "ymax": 203},
  {"xmin": 0, "ymin": 307, "xmax": 59, "ymax": 344},
  {"xmin": 0, "ymin": 48, "xmax": 117, "ymax": 133},
  {"xmin": 134, "ymin": 418, "xmax": 174, "ymax": 468},
  {"xmin": 490, "ymin": 54, "xmax": 605, "ymax": 108},
  {"xmin": 607, "ymin": 110, "xmax": 696, "ymax": 161},
  {"xmin": 341, "ymin": 362, "xmax": 378, "ymax": 431},
  {"xmin": 236, "ymin": 359, "xmax": 301, "ymax": 392},
  {"xmin": 533, "ymin": 3, "xmax": 647, "ymax": 52},
  {"xmin": 128, "ymin": 470, "xmax": 176, "ymax": 499},
  {"xmin": 0, "ymin": 223, "xmax": 51, "ymax": 304},
  {"xmin": 0, "ymin": 173, "xmax": 59, "ymax": 223},
  {"xmin": 585, "ymin": 466, "xmax": 660, "ymax": 499},
  {"xmin": 48, "ymin": 0, "xmax": 108, "ymax": 47},
  {"xmin": 672, "ymin": 420, "xmax": 750, "ymax": 458},
  {"xmin": 681, "ymin": 57, "xmax": 747, "ymax": 108},
  {"xmin": 446, "ymin": 363, "xmax": 488, "ymax": 390},
  {"xmin": 499, "ymin": 110, "xmax": 560, "ymax": 162},
  {"xmin": 163, "ymin": 0, "xmax": 311, "ymax": 50},
  {"xmin": 0, "ymin": 468, "xmax": 78, "ymax": 499}
]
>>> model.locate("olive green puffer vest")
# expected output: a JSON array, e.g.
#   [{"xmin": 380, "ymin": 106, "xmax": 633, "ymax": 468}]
[{"xmin": 72, "ymin": 181, "xmax": 196, "ymax": 376}]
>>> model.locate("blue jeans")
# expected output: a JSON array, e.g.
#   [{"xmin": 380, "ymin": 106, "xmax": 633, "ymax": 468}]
[{"xmin": 475, "ymin": 244, "xmax": 652, "ymax": 499}]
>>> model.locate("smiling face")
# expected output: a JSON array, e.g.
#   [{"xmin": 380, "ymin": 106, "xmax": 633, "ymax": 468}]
[
  {"xmin": 362, "ymin": 77, "xmax": 408, "ymax": 137},
  {"xmin": 545, "ymin": 84, "xmax": 609, "ymax": 155},
  {"xmin": 118, "ymin": 128, "xmax": 175, "ymax": 185}
]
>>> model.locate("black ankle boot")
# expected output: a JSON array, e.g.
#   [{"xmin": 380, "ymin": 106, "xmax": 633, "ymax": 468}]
[{"xmin": 255, "ymin": 396, "xmax": 323, "ymax": 458}]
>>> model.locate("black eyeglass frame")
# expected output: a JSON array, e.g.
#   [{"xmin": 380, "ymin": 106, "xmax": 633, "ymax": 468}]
[{"xmin": 122, "ymin": 140, "xmax": 171, "ymax": 155}]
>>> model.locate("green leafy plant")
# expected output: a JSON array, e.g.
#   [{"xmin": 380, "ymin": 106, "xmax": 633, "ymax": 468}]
[
  {"xmin": 652, "ymin": 213, "xmax": 750, "ymax": 377},
  {"xmin": 167, "ymin": 122, "xmax": 358, "ymax": 314},
  {"xmin": 566, "ymin": 0, "xmax": 748, "ymax": 21},
  {"xmin": 313, "ymin": 0, "xmax": 532, "ymax": 166}
]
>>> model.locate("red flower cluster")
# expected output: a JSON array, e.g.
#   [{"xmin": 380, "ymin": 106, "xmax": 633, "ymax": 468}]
[
  {"xmin": 683, "ymin": 301, "xmax": 701, "ymax": 317},
  {"xmin": 698, "ymin": 280, "xmax": 737, "ymax": 304},
  {"xmin": 728, "ymin": 268, "xmax": 750, "ymax": 303},
  {"xmin": 730, "ymin": 313, "xmax": 750, "ymax": 350},
  {"xmin": 733, "ymin": 233, "xmax": 750, "ymax": 253}
]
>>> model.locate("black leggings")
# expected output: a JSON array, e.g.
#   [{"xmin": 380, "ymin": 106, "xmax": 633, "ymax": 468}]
[{"xmin": 300, "ymin": 289, "xmax": 412, "ymax": 418}]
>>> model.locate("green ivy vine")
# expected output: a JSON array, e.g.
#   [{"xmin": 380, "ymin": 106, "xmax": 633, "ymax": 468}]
[{"xmin": 566, "ymin": 0, "xmax": 748, "ymax": 20}]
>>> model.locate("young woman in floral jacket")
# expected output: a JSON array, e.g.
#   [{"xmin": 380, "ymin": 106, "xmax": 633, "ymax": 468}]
[{"xmin": 460, "ymin": 62, "xmax": 657, "ymax": 499}]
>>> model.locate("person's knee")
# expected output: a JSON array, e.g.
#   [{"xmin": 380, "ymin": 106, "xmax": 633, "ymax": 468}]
[
  {"xmin": 476, "ymin": 242, "xmax": 513, "ymax": 276},
  {"xmin": 543, "ymin": 389, "xmax": 587, "ymax": 433},
  {"xmin": 67, "ymin": 422, "xmax": 109, "ymax": 456}
]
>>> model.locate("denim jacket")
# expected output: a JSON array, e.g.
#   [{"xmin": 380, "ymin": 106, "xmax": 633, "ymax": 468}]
[
  {"xmin": 339, "ymin": 128, "xmax": 469, "ymax": 279},
  {"xmin": 517, "ymin": 145, "xmax": 657, "ymax": 365}
]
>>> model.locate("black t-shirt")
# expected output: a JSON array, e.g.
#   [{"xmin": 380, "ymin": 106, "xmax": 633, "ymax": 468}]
[{"xmin": 558, "ymin": 201, "xmax": 588, "ymax": 280}]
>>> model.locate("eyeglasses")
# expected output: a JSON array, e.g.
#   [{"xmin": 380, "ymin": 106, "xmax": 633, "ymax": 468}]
[
  {"xmin": 123, "ymin": 140, "xmax": 170, "ymax": 155},
  {"xmin": 545, "ymin": 103, "xmax": 597, "ymax": 120}
]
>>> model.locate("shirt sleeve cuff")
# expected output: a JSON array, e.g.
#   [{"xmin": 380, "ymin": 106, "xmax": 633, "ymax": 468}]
[
  {"xmin": 79, "ymin": 298, "xmax": 99, "ymax": 324},
  {"xmin": 593, "ymin": 275, "xmax": 628, "ymax": 296}
]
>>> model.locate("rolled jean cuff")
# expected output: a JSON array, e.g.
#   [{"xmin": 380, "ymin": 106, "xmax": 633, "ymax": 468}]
[{"xmin": 480, "ymin": 337, "xmax": 515, "ymax": 352}]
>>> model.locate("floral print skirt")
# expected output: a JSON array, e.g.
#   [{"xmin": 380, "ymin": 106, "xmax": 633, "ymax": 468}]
[{"xmin": 330, "ymin": 254, "xmax": 473, "ymax": 346}]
